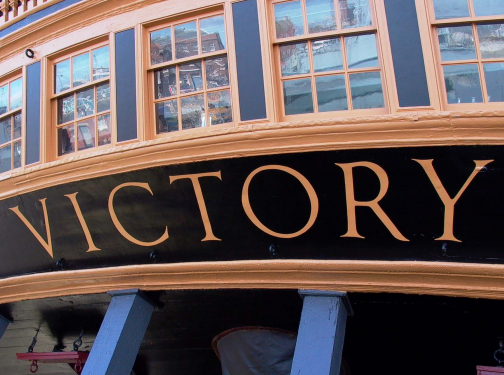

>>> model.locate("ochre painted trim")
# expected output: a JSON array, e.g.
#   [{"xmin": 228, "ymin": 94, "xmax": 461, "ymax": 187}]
[
  {"xmin": 0, "ymin": 110, "xmax": 503, "ymax": 201},
  {"xmin": 3, "ymin": 260, "xmax": 504, "ymax": 303}
]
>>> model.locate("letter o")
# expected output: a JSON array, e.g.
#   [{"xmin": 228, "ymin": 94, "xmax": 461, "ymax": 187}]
[{"xmin": 242, "ymin": 165, "xmax": 319, "ymax": 238}]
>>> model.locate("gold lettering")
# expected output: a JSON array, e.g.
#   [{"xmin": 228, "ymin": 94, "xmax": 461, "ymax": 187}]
[
  {"xmin": 65, "ymin": 192, "xmax": 101, "ymax": 252},
  {"xmin": 413, "ymin": 159, "xmax": 493, "ymax": 242},
  {"xmin": 9, "ymin": 199, "xmax": 54, "ymax": 257},
  {"xmin": 169, "ymin": 171, "xmax": 222, "ymax": 241},
  {"xmin": 336, "ymin": 162, "xmax": 409, "ymax": 242},
  {"xmin": 108, "ymin": 182, "xmax": 168, "ymax": 246},
  {"xmin": 242, "ymin": 165, "xmax": 319, "ymax": 238}
]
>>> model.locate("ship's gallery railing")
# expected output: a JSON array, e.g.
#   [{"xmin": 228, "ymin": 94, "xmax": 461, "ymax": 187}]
[{"xmin": 0, "ymin": 0, "xmax": 57, "ymax": 28}]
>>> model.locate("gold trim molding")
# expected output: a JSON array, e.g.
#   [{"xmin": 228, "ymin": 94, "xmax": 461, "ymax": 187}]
[{"xmin": 3, "ymin": 260, "xmax": 504, "ymax": 304}]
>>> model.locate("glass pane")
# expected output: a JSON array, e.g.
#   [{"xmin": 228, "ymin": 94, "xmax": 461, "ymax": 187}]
[
  {"xmin": 0, "ymin": 117, "xmax": 11, "ymax": 145},
  {"xmin": 306, "ymin": 0, "xmax": 337, "ymax": 34},
  {"xmin": 179, "ymin": 62, "xmax": 203, "ymax": 94},
  {"xmin": 280, "ymin": 42, "xmax": 310, "ymax": 76},
  {"xmin": 438, "ymin": 26, "xmax": 476, "ymax": 61},
  {"xmin": 97, "ymin": 83, "xmax": 110, "ymax": 113},
  {"xmin": 77, "ymin": 118, "xmax": 96, "ymax": 151},
  {"xmin": 72, "ymin": 53, "xmax": 90, "ymax": 88},
  {"xmin": 13, "ymin": 112, "xmax": 21, "ymax": 139},
  {"xmin": 58, "ymin": 125, "xmax": 75, "ymax": 156},
  {"xmin": 58, "ymin": 95, "xmax": 75, "ymax": 125},
  {"xmin": 181, "ymin": 94, "xmax": 205, "ymax": 129},
  {"xmin": 201, "ymin": 15, "xmax": 226, "ymax": 53},
  {"xmin": 0, "ymin": 85, "xmax": 7, "ymax": 115},
  {"xmin": 10, "ymin": 78, "xmax": 22, "ymax": 111},
  {"xmin": 92, "ymin": 46, "xmax": 110, "ymax": 81},
  {"xmin": 316, "ymin": 74, "xmax": 348, "ymax": 111},
  {"xmin": 55, "ymin": 60, "xmax": 71, "ymax": 93},
  {"xmin": 484, "ymin": 63, "xmax": 504, "ymax": 102},
  {"xmin": 0, "ymin": 145, "xmax": 11, "ymax": 173},
  {"xmin": 443, "ymin": 64, "xmax": 483, "ymax": 104},
  {"xmin": 313, "ymin": 38, "xmax": 343, "ymax": 72},
  {"xmin": 175, "ymin": 22, "xmax": 198, "ymax": 59},
  {"xmin": 156, "ymin": 100, "xmax": 179, "ymax": 134},
  {"xmin": 478, "ymin": 24, "xmax": 504, "ymax": 59},
  {"xmin": 275, "ymin": 1, "xmax": 304, "ymax": 39},
  {"xmin": 345, "ymin": 34, "xmax": 379, "ymax": 69},
  {"xmin": 151, "ymin": 27, "xmax": 172, "ymax": 65},
  {"xmin": 155, "ymin": 67, "xmax": 177, "ymax": 99},
  {"xmin": 283, "ymin": 78, "xmax": 314, "ymax": 115},
  {"xmin": 206, "ymin": 56, "xmax": 230, "ymax": 88},
  {"xmin": 76, "ymin": 88, "xmax": 95, "ymax": 118},
  {"xmin": 432, "ymin": 0, "xmax": 469, "ymax": 19},
  {"xmin": 97, "ymin": 113, "xmax": 112, "ymax": 146},
  {"xmin": 350, "ymin": 71, "xmax": 385, "ymax": 109},
  {"xmin": 474, "ymin": 0, "xmax": 504, "ymax": 16},
  {"xmin": 340, "ymin": 0, "xmax": 372, "ymax": 29},
  {"xmin": 208, "ymin": 90, "xmax": 232, "ymax": 125},
  {"xmin": 13, "ymin": 141, "xmax": 21, "ymax": 169}
]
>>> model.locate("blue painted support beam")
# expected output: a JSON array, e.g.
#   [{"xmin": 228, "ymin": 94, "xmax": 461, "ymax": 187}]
[
  {"xmin": 0, "ymin": 315, "xmax": 10, "ymax": 340},
  {"xmin": 290, "ymin": 290, "xmax": 353, "ymax": 375},
  {"xmin": 82, "ymin": 289, "xmax": 155, "ymax": 375}
]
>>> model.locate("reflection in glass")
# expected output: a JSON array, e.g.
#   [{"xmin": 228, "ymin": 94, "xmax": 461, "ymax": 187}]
[
  {"xmin": 151, "ymin": 27, "xmax": 172, "ymax": 65},
  {"xmin": 280, "ymin": 43, "xmax": 309, "ymax": 76},
  {"xmin": 179, "ymin": 62, "xmax": 203, "ymax": 93},
  {"xmin": 283, "ymin": 78, "xmax": 314, "ymax": 115},
  {"xmin": 345, "ymin": 34, "xmax": 379, "ymax": 68},
  {"xmin": 0, "ymin": 85, "xmax": 7, "ymax": 115},
  {"xmin": 92, "ymin": 46, "xmax": 110, "ymax": 81},
  {"xmin": 76, "ymin": 88, "xmax": 95, "ymax": 118},
  {"xmin": 340, "ymin": 0, "xmax": 372, "ymax": 29},
  {"xmin": 72, "ymin": 53, "xmax": 90, "ymax": 88},
  {"xmin": 13, "ymin": 141, "xmax": 21, "ymax": 169},
  {"xmin": 58, "ymin": 95, "xmax": 75, "ymax": 125},
  {"xmin": 474, "ymin": 0, "xmax": 504, "ymax": 16},
  {"xmin": 316, "ymin": 75, "xmax": 347, "ymax": 111},
  {"xmin": 175, "ymin": 22, "xmax": 198, "ymax": 59},
  {"xmin": 438, "ymin": 26, "xmax": 476, "ymax": 61},
  {"xmin": 181, "ymin": 94, "xmax": 205, "ymax": 129},
  {"xmin": 201, "ymin": 16, "xmax": 226, "ymax": 53},
  {"xmin": 13, "ymin": 112, "xmax": 21, "ymax": 139},
  {"xmin": 432, "ymin": 0, "xmax": 469, "ymax": 19},
  {"xmin": 156, "ymin": 100, "xmax": 179, "ymax": 133},
  {"xmin": 55, "ymin": 60, "xmax": 71, "ymax": 93},
  {"xmin": 443, "ymin": 64, "xmax": 482, "ymax": 103},
  {"xmin": 58, "ymin": 125, "xmax": 75, "ymax": 156},
  {"xmin": 98, "ymin": 113, "xmax": 112, "ymax": 146},
  {"xmin": 484, "ymin": 63, "xmax": 504, "ymax": 102},
  {"xmin": 10, "ymin": 78, "xmax": 22, "ymax": 111},
  {"xmin": 206, "ymin": 56, "xmax": 230, "ymax": 88},
  {"xmin": 0, "ymin": 145, "xmax": 11, "ymax": 173},
  {"xmin": 208, "ymin": 90, "xmax": 232, "ymax": 125},
  {"xmin": 478, "ymin": 24, "xmax": 504, "ymax": 59},
  {"xmin": 313, "ymin": 38, "xmax": 343, "ymax": 72},
  {"xmin": 350, "ymin": 72, "xmax": 385, "ymax": 109},
  {"xmin": 155, "ymin": 67, "xmax": 177, "ymax": 99},
  {"xmin": 77, "ymin": 118, "xmax": 96, "ymax": 150},
  {"xmin": 0, "ymin": 117, "xmax": 10, "ymax": 144},
  {"xmin": 306, "ymin": 0, "xmax": 336, "ymax": 34},
  {"xmin": 275, "ymin": 1, "xmax": 304, "ymax": 39},
  {"xmin": 97, "ymin": 83, "xmax": 110, "ymax": 113}
]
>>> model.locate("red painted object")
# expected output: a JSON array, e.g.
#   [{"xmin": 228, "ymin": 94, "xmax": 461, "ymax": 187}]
[
  {"xmin": 478, "ymin": 366, "xmax": 504, "ymax": 375},
  {"xmin": 16, "ymin": 351, "xmax": 89, "ymax": 374}
]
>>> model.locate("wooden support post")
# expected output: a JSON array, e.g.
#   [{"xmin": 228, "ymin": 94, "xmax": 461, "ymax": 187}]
[
  {"xmin": 82, "ymin": 289, "xmax": 155, "ymax": 375},
  {"xmin": 290, "ymin": 290, "xmax": 353, "ymax": 375},
  {"xmin": 0, "ymin": 315, "xmax": 10, "ymax": 340}
]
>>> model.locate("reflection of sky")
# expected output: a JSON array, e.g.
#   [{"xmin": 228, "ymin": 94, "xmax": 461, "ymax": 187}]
[
  {"xmin": 55, "ymin": 60, "xmax": 71, "ymax": 93},
  {"xmin": 346, "ymin": 34, "xmax": 378, "ymax": 69},
  {"xmin": 473, "ymin": 0, "xmax": 504, "ymax": 16},
  {"xmin": 10, "ymin": 79, "xmax": 22, "ymax": 110},
  {"xmin": 0, "ymin": 85, "xmax": 8, "ymax": 114},
  {"xmin": 93, "ymin": 46, "xmax": 110, "ymax": 71},
  {"xmin": 275, "ymin": 1, "xmax": 304, "ymax": 36},
  {"xmin": 200, "ymin": 16, "xmax": 226, "ymax": 48},
  {"xmin": 433, "ymin": 0, "xmax": 469, "ymax": 19},
  {"xmin": 73, "ymin": 53, "xmax": 90, "ymax": 86},
  {"xmin": 306, "ymin": 0, "xmax": 336, "ymax": 32}
]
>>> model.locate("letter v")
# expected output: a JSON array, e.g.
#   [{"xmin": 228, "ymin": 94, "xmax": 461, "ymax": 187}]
[{"xmin": 10, "ymin": 198, "xmax": 53, "ymax": 258}]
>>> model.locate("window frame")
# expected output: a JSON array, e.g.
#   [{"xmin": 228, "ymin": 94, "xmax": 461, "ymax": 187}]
[
  {"xmin": 144, "ymin": 8, "xmax": 236, "ymax": 139},
  {"xmin": 428, "ymin": 0, "xmax": 504, "ymax": 110},
  {"xmin": 48, "ymin": 38, "xmax": 113, "ymax": 160},
  {"xmin": 269, "ymin": 0, "xmax": 391, "ymax": 121}
]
